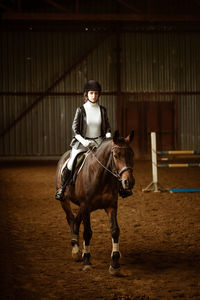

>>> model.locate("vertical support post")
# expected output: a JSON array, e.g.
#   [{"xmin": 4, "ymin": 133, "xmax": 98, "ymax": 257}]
[
  {"xmin": 142, "ymin": 132, "xmax": 168, "ymax": 192},
  {"xmin": 173, "ymin": 95, "xmax": 178, "ymax": 149},
  {"xmin": 115, "ymin": 27, "xmax": 124, "ymax": 135},
  {"xmin": 151, "ymin": 132, "xmax": 158, "ymax": 186}
]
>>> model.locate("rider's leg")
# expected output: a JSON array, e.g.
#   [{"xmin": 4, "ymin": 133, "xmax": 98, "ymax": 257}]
[
  {"xmin": 55, "ymin": 166, "xmax": 72, "ymax": 201},
  {"xmin": 55, "ymin": 148, "xmax": 84, "ymax": 201},
  {"xmin": 55, "ymin": 148, "xmax": 85, "ymax": 201}
]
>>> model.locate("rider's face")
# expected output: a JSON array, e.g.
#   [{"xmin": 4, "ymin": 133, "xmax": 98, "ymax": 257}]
[{"xmin": 88, "ymin": 91, "xmax": 99, "ymax": 103}]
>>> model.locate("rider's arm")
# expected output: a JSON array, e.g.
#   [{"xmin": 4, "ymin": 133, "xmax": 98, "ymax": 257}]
[
  {"xmin": 72, "ymin": 107, "xmax": 90, "ymax": 148},
  {"xmin": 75, "ymin": 134, "xmax": 90, "ymax": 148}
]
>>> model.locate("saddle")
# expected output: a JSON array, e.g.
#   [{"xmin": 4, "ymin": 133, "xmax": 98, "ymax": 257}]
[{"xmin": 70, "ymin": 152, "xmax": 89, "ymax": 184}]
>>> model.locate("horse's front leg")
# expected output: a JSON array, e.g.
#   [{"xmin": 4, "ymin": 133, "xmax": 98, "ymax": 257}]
[
  {"xmin": 70, "ymin": 207, "xmax": 83, "ymax": 261},
  {"xmin": 61, "ymin": 200, "xmax": 79, "ymax": 259},
  {"xmin": 82, "ymin": 210, "xmax": 92, "ymax": 271},
  {"xmin": 106, "ymin": 207, "xmax": 121, "ymax": 275}
]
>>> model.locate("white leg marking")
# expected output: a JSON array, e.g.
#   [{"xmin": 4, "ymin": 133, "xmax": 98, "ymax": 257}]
[
  {"xmin": 72, "ymin": 244, "xmax": 80, "ymax": 261},
  {"xmin": 111, "ymin": 238, "xmax": 121, "ymax": 258},
  {"xmin": 82, "ymin": 241, "xmax": 90, "ymax": 257}
]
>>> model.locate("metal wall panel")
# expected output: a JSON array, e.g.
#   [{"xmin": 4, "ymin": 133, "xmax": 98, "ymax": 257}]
[
  {"xmin": 0, "ymin": 30, "xmax": 116, "ymax": 158},
  {"xmin": 1, "ymin": 28, "xmax": 200, "ymax": 158},
  {"xmin": 179, "ymin": 96, "xmax": 200, "ymax": 150},
  {"xmin": 0, "ymin": 30, "xmax": 113, "ymax": 94},
  {"xmin": 121, "ymin": 32, "xmax": 200, "ymax": 92},
  {"xmin": 121, "ymin": 32, "xmax": 200, "ymax": 150},
  {"xmin": 0, "ymin": 94, "xmax": 116, "ymax": 157}
]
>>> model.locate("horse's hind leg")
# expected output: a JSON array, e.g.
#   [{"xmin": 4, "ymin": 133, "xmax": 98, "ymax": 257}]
[
  {"xmin": 82, "ymin": 211, "xmax": 92, "ymax": 271},
  {"xmin": 106, "ymin": 207, "xmax": 121, "ymax": 275}
]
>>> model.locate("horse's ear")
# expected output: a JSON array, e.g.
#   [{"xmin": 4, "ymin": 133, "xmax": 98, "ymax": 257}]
[
  {"xmin": 125, "ymin": 130, "xmax": 134, "ymax": 143},
  {"xmin": 113, "ymin": 130, "xmax": 120, "ymax": 143}
]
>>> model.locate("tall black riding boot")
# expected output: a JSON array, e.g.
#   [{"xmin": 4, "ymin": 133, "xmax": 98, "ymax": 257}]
[{"xmin": 55, "ymin": 167, "xmax": 72, "ymax": 201}]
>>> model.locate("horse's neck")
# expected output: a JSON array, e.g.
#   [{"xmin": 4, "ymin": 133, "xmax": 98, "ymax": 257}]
[
  {"xmin": 89, "ymin": 141, "xmax": 112, "ymax": 177},
  {"xmin": 96, "ymin": 141, "xmax": 112, "ymax": 166}
]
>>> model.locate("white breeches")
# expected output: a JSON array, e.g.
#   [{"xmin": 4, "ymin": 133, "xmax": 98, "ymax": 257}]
[
  {"xmin": 67, "ymin": 148, "xmax": 87, "ymax": 170},
  {"xmin": 61, "ymin": 147, "xmax": 86, "ymax": 173},
  {"xmin": 61, "ymin": 137, "xmax": 103, "ymax": 173}
]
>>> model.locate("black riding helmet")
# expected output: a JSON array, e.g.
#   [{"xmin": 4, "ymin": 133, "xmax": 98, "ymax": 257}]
[{"xmin": 84, "ymin": 80, "xmax": 102, "ymax": 95}]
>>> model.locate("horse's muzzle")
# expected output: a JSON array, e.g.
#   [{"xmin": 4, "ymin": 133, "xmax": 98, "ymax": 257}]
[{"xmin": 122, "ymin": 175, "xmax": 135, "ymax": 190}]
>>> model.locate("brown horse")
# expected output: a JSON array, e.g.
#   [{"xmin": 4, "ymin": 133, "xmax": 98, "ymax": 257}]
[{"xmin": 55, "ymin": 130, "xmax": 135, "ymax": 275}]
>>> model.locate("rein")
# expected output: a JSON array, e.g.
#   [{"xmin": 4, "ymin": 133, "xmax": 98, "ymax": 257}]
[
  {"xmin": 88, "ymin": 148, "xmax": 120, "ymax": 180},
  {"xmin": 88, "ymin": 144, "xmax": 133, "ymax": 181}
]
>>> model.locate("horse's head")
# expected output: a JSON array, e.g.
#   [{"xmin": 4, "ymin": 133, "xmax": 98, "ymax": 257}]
[{"xmin": 112, "ymin": 130, "xmax": 135, "ymax": 192}]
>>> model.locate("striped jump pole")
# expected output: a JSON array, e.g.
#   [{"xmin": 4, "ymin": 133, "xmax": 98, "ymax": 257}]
[
  {"xmin": 170, "ymin": 188, "xmax": 200, "ymax": 193},
  {"xmin": 158, "ymin": 163, "xmax": 200, "ymax": 168},
  {"xmin": 142, "ymin": 132, "xmax": 200, "ymax": 193},
  {"xmin": 157, "ymin": 150, "xmax": 200, "ymax": 155}
]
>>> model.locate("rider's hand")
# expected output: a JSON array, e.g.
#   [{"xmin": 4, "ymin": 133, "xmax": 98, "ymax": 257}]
[
  {"xmin": 75, "ymin": 134, "xmax": 97, "ymax": 149},
  {"xmin": 82, "ymin": 139, "xmax": 91, "ymax": 148},
  {"xmin": 106, "ymin": 132, "xmax": 112, "ymax": 139},
  {"xmin": 87, "ymin": 140, "xmax": 98, "ymax": 149},
  {"xmin": 75, "ymin": 134, "xmax": 92, "ymax": 148}
]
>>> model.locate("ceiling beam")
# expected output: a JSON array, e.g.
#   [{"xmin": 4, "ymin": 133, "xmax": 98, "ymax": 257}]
[
  {"xmin": 0, "ymin": 3, "xmax": 13, "ymax": 11},
  {"xmin": 193, "ymin": 0, "xmax": 200, "ymax": 7},
  {"xmin": 2, "ymin": 12, "xmax": 200, "ymax": 22},
  {"xmin": 117, "ymin": 0, "xmax": 141, "ymax": 13},
  {"xmin": 147, "ymin": 0, "xmax": 152, "ymax": 13},
  {"xmin": 75, "ymin": 0, "xmax": 79, "ymax": 13},
  {"xmin": 44, "ymin": 0, "xmax": 72, "ymax": 13},
  {"xmin": 17, "ymin": 0, "xmax": 22, "ymax": 12}
]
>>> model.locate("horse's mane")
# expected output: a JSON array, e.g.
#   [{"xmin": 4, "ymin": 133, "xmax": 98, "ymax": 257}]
[
  {"xmin": 94, "ymin": 138, "xmax": 112, "ymax": 158},
  {"xmin": 94, "ymin": 136, "xmax": 131, "ymax": 157}
]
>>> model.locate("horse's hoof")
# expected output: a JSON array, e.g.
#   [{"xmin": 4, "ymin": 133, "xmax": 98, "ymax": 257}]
[
  {"xmin": 72, "ymin": 245, "xmax": 81, "ymax": 261},
  {"xmin": 109, "ymin": 265, "xmax": 121, "ymax": 276},
  {"xmin": 72, "ymin": 251, "xmax": 81, "ymax": 261},
  {"xmin": 82, "ymin": 264, "xmax": 92, "ymax": 272}
]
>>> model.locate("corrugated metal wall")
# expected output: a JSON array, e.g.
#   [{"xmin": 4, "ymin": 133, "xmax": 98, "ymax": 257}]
[
  {"xmin": 1, "ymin": 28, "xmax": 200, "ymax": 159},
  {"xmin": 121, "ymin": 32, "xmax": 200, "ymax": 149},
  {"xmin": 0, "ymin": 30, "xmax": 117, "ymax": 158}
]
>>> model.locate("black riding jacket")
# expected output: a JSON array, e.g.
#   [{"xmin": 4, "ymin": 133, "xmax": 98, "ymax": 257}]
[{"xmin": 70, "ymin": 104, "xmax": 111, "ymax": 149}]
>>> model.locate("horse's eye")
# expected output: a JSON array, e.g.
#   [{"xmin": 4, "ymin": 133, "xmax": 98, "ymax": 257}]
[{"xmin": 114, "ymin": 152, "xmax": 121, "ymax": 159}]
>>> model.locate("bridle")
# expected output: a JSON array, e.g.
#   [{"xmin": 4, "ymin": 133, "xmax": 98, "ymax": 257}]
[
  {"xmin": 88, "ymin": 144, "xmax": 133, "ymax": 181},
  {"xmin": 111, "ymin": 145, "xmax": 133, "ymax": 179}
]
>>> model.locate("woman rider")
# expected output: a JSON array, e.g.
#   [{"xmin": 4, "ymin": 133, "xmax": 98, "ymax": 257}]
[{"xmin": 55, "ymin": 80, "xmax": 111, "ymax": 201}]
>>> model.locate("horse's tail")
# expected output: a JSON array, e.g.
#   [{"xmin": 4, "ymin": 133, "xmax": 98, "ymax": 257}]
[{"xmin": 55, "ymin": 150, "xmax": 71, "ymax": 189}]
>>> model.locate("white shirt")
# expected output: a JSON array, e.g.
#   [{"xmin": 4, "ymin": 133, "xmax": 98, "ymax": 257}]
[{"xmin": 83, "ymin": 101, "xmax": 101, "ymax": 138}]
